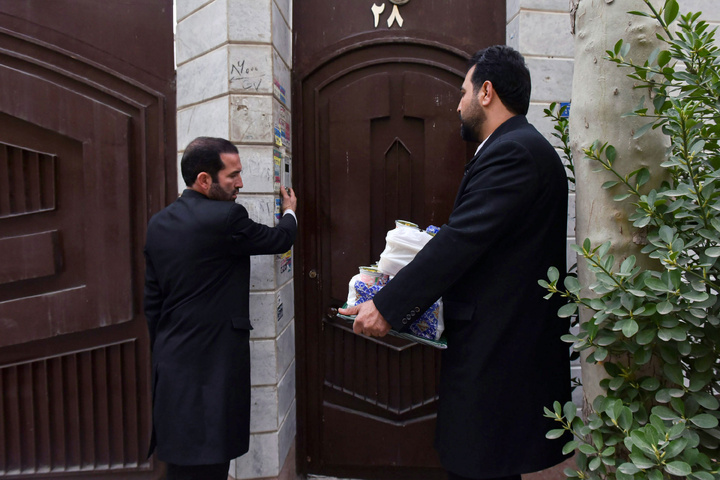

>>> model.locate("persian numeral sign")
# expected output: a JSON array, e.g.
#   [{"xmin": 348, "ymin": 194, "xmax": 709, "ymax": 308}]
[{"xmin": 371, "ymin": 0, "xmax": 409, "ymax": 28}]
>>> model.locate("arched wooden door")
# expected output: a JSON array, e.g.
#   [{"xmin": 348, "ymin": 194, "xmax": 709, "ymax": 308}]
[
  {"xmin": 294, "ymin": 2, "xmax": 505, "ymax": 478},
  {"xmin": 0, "ymin": 2, "xmax": 175, "ymax": 478}
]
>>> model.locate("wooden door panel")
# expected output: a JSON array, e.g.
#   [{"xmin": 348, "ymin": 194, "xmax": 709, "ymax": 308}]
[
  {"xmin": 318, "ymin": 61, "xmax": 467, "ymax": 474},
  {"xmin": 0, "ymin": 2, "xmax": 174, "ymax": 477},
  {"xmin": 0, "ymin": 76, "xmax": 134, "ymax": 347}
]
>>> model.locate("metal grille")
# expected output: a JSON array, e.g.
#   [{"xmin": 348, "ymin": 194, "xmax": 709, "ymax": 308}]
[
  {"xmin": 0, "ymin": 143, "xmax": 56, "ymax": 218},
  {"xmin": 0, "ymin": 341, "xmax": 149, "ymax": 476}
]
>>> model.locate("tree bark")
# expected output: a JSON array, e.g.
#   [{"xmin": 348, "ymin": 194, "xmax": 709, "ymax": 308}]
[{"xmin": 570, "ymin": 0, "xmax": 668, "ymax": 414}]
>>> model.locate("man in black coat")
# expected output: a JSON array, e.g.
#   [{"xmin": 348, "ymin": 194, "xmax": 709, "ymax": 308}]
[
  {"xmin": 144, "ymin": 137, "xmax": 298, "ymax": 480},
  {"xmin": 340, "ymin": 46, "xmax": 571, "ymax": 480}
]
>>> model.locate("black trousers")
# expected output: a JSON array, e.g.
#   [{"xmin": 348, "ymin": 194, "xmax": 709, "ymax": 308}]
[
  {"xmin": 165, "ymin": 461, "xmax": 230, "ymax": 480},
  {"xmin": 447, "ymin": 472, "xmax": 521, "ymax": 480}
]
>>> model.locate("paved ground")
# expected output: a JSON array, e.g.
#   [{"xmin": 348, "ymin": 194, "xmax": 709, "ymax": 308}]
[{"xmin": 307, "ymin": 455, "xmax": 576, "ymax": 480}]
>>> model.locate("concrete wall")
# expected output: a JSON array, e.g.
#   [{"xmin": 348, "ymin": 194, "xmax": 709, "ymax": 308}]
[{"xmin": 175, "ymin": 1, "xmax": 295, "ymax": 479}]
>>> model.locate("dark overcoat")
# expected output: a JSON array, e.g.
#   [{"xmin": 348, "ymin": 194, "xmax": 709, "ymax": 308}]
[
  {"xmin": 143, "ymin": 189, "xmax": 297, "ymax": 465},
  {"xmin": 373, "ymin": 115, "xmax": 571, "ymax": 478}
]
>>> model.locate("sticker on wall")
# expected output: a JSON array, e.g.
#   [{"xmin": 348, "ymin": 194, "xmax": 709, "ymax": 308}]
[
  {"xmin": 276, "ymin": 291, "xmax": 284, "ymax": 322},
  {"xmin": 274, "ymin": 124, "xmax": 283, "ymax": 147},
  {"xmin": 278, "ymin": 250, "xmax": 292, "ymax": 275},
  {"xmin": 560, "ymin": 102, "xmax": 571, "ymax": 118},
  {"xmin": 274, "ymin": 148, "xmax": 283, "ymax": 193},
  {"xmin": 273, "ymin": 106, "xmax": 291, "ymax": 148},
  {"xmin": 275, "ymin": 197, "xmax": 282, "ymax": 224},
  {"xmin": 274, "ymin": 78, "xmax": 288, "ymax": 106}
]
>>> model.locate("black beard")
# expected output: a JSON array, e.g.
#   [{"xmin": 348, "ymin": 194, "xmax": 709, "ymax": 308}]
[
  {"xmin": 460, "ymin": 121, "xmax": 480, "ymax": 143},
  {"xmin": 208, "ymin": 183, "xmax": 235, "ymax": 201}
]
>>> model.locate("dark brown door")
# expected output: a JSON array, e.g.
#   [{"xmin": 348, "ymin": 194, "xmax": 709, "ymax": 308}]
[
  {"xmin": 294, "ymin": 2, "xmax": 504, "ymax": 478},
  {"xmin": 0, "ymin": 2, "xmax": 175, "ymax": 478}
]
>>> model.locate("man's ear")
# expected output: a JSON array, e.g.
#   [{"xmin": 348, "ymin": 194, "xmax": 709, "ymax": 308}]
[
  {"xmin": 194, "ymin": 171, "xmax": 213, "ymax": 193},
  {"xmin": 479, "ymin": 80, "xmax": 493, "ymax": 107}
]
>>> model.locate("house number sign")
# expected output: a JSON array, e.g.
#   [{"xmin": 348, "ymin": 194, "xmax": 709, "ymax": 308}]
[{"xmin": 372, "ymin": 0, "xmax": 409, "ymax": 28}]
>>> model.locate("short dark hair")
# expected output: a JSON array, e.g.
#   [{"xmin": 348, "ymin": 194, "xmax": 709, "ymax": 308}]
[
  {"xmin": 469, "ymin": 45, "xmax": 531, "ymax": 116},
  {"xmin": 181, "ymin": 137, "xmax": 238, "ymax": 186}
]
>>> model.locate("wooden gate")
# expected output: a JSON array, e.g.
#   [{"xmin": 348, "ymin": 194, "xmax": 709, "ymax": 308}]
[
  {"xmin": 294, "ymin": 1, "xmax": 505, "ymax": 478},
  {"xmin": 0, "ymin": 2, "xmax": 175, "ymax": 478}
]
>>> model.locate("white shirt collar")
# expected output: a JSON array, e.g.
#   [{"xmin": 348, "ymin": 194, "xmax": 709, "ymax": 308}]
[{"xmin": 474, "ymin": 133, "xmax": 492, "ymax": 156}]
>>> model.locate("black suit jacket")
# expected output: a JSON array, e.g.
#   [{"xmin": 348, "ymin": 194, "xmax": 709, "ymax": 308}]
[
  {"xmin": 373, "ymin": 116, "xmax": 571, "ymax": 477},
  {"xmin": 144, "ymin": 189, "xmax": 297, "ymax": 465}
]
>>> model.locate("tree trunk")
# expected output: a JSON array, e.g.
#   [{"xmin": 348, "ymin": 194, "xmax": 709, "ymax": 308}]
[{"xmin": 570, "ymin": 0, "xmax": 668, "ymax": 414}]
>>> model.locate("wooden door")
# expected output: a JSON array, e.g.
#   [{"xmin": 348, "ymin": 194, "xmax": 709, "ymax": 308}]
[
  {"xmin": 294, "ymin": 2, "xmax": 505, "ymax": 478},
  {"xmin": 0, "ymin": 2, "xmax": 175, "ymax": 478}
]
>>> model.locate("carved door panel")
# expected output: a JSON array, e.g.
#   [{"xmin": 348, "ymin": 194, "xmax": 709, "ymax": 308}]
[
  {"xmin": 294, "ymin": 1, "xmax": 505, "ymax": 477},
  {"xmin": 0, "ymin": 2, "xmax": 175, "ymax": 478}
]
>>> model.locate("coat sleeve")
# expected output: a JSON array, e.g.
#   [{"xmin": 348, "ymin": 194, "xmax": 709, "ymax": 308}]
[
  {"xmin": 143, "ymin": 249, "xmax": 162, "ymax": 350},
  {"xmin": 373, "ymin": 139, "xmax": 540, "ymax": 331},
  {"xmin": 226, "ymin": 204, "xmax": 298, "ymax": 256}
]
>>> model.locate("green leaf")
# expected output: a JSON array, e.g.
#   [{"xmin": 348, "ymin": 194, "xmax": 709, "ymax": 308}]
[
  {"xmin": 602, "ymin": 180, "xmax": 619, "ymax": 189},
  {"xmin": 664, "ymin": 363, "xmax": 684, "ymax": 385},
  {"xmin": 614, "ymin": 193, "xmax": 632, "ymax": 202},
  {"xmin": 635, "ymin": 168, "xmax": 650, "ymax": 187},
  {"xmin": 629, "ymin": 451, "xmax": 655, "ymax": 469},
  {"xmin": 546, "ymin": 428, "xmax": 566, "ymax": 439},
  {"xmin": 657, "ymin": 301, "xmax": 673, "ymax": 314},
  {"xmin": 689, "ymin": 414, "xmax": 719, "ymax": 428},
  {"xmin": 653, "ymin": 406, "xmax": 680, "ymax": 420},
  {"xmin": 618, "ymin": 462, "xmax": 641, "ymax": 474},
  {"xmin": 558, "ymin": 303, "xmax": 578, "ymax": 318},
  {"xmin": 563, "ymin": 402, "xmax": 577, "ymax": 424},
  {"xmin": 562, "ymin": 440, "xmax": 579, "ymax": 455},
  {"xmin": 657, "ymin": 50, "xmax": 672, "ymax": 67},
  {"xmin": 665, "ymin": 461, "xmax": 691, "ymax": 477},
  {"xmin": 578, "ymin": 443, "xmax": 597, "ymax": 455},
  {"xmin": 606, "ymin": 145, "xmax": 617, "ymax": 164},
  {"xmin": 594, "ymin": 347, "xmax": 608, "ymax": 361},
  {"xmin": 692, "ymin": 392, "xmax": 720, "ymax": 410},
  {"xmin": 623, "ymin": 319, "xmax": 639, "ymax": 337},
  {"xmin": 640, "ymin": 377, "xmax": 660, "ymax": 391},
  {"xmin": 659, "ymin": 225, "xmax": 674, "ymax": 244},
  {"xmin": 564, "ymin": 276, "xmax": 581, "ymax": 293},
  {"xmin": 690, "ymin": 472, "xmax": 716, "ymax": 480},
  {"xmin": 613, "ymin": 38, "xmax": 624, "ymax": 55},
  {"xmin": 548, "ymin": 266, "xmax": 559, "ymax": 282},
  {"xmin": 636, "ymin": 328, "xmax": 656, "ymax": 345},
  {"xmin": 645, "ymin": 277, "xmax": 669, "ymax": 291},
  {"xmin": 634, "ymin": 121, "xmax": 656, "ymax": 139},
  {"xmin": 663, "ymin": 0, "xmax": 680, "ymax": 25},
  {"xmin": 664, "ymin": 437, "xmax": 687, "ymax": 459}
]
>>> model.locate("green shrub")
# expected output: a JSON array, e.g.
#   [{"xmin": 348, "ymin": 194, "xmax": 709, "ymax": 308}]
[{"xmin": 541, "ymin": 1, "xmax": 720, "ymax": 478}]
